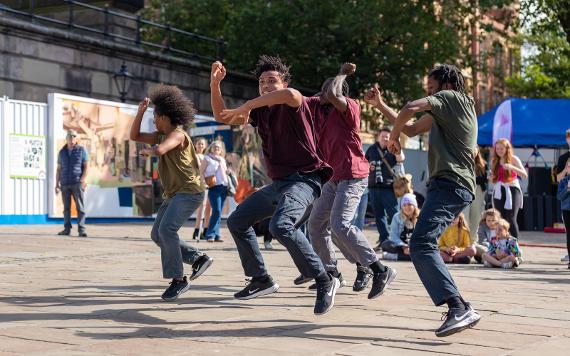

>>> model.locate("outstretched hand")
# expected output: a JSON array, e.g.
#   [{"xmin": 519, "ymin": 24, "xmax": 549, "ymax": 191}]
[
  {"xmin": 364, "ymin": 84, "xmax": 383, "ymax": 107},
  {"xmin": 220, "ymin": 104, "xmax": 250, "ymax": 125},
  {"xmin": 137, "ymin": 97, "xmax": 150, "ymax": 115},
  {"xmin": 340, "ymin": 62, "xmax": 356, "ymax": 75},
  {"xmin": 388, "ymin": 138, "xmax": 401, "ymax": 155},
  {"xmin": 211, "ymin": 61, "xmax": 227, "ymax": 85}
]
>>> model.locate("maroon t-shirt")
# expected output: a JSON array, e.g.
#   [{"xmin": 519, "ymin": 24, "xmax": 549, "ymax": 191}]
[
  {"xmin": 249, "ymin": 97, "xmax": 333, "ymax": 182},
  {"xmin": 308, "ymin": 97, "xmax": 369, "ymax": 181}
]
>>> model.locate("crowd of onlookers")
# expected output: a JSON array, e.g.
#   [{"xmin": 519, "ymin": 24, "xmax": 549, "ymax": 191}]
[{"xmin": 193, "ymin": 127, "xmax": 570, "ymax": 270}]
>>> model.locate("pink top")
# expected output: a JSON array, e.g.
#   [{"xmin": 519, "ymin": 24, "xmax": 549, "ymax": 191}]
[{"xmin": 497, "ymin": 164, "xmax": 517, "ymax": 183}]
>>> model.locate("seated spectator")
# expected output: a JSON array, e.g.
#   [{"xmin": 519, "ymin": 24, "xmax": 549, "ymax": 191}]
[
  {"xmin": 482, "ymin": 219, "xmax": 522, "ymax": 269},
  {"xmin": 473, "ymin": 208, "xmax": 501, "ymax": 263},
  {"xmin": 381, "ymin": 193, "xmax": 419, "ymax": 261},
  {"xmin": 438, "ymin": 213, "xmax": 476, "ymax": 264}
]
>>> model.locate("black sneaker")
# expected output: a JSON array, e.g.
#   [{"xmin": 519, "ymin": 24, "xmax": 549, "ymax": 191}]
[
  {"xmin": 435, "ymin": 304, "xmax": 481, "ymax": 337},
  {"xmin": 353, "ymin": 265, "xmax": 373, "ymax": 292},
  {"xmin": 294, "ymin": 275, "xmax": 312, "ymax": 285},
  {"xmin": 161, "ymin": 276, "xmax": 190, "ymax": 302},
  {"xmin": 309, "ymin": 272, "xmax": 346, "ymax": 290},
  {"xmin": 57, "ymin": 230, "xmax": 70, "ymax": 236},
  {"xmin": 234, "ymin": 276, "xmax": 279, "ymax": 300},
  {"xmin": 78, "ymin": 232, "xmax": 88, "ymax": 238},
  {"xmin": 314, "ymin": 276, "xmax": 340, "ymax": 315},
  {"xmin": 368, "ymin": 266, "xmax": 397, "ymax": 299},
  {"xmin": 189, "ymin": 255, "xmax": 213, "ymax": 281},
  {"xmin": 373, "ymin": 243, "xmax": 383, "ymax": 252}
]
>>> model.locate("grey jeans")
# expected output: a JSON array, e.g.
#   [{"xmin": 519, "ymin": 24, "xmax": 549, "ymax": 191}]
[
  {"xmin": 309, "ymin": 178, "xmax": 379, "ymax": 272},
  {"xmin": 151, "ymin": 192, "xmax": 205, "ymax": 279},
  {"xmin": 61, "ymin": 183, "xmax": 86, "ymax": 233}
]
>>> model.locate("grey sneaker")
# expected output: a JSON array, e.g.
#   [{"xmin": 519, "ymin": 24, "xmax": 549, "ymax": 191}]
[{"xmin": 435, "ymin": 304, "xmax": 481, "ymax": 337}]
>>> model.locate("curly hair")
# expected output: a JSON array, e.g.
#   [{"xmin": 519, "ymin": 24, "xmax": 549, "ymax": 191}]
[
  {"xmin": 428, "ymin": 64, "xmax": 466, "ymax": 94},
  {"xmin": 148, "ymin": 84, "xmax": 196, "ymax": 129},
  {"xmin": 253, "ymin": 55, "xmax": 291, "ymax": 83}
]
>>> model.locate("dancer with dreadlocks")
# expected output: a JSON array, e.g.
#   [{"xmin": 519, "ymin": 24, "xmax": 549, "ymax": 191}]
[
  {"xmin": 130, "ymin": 85, "xmax": 213, "ymax": 302},
  {"xmin": 210, "ymin": 56, "xmax": 339, "ymax": 315},
  {"xmin": 364, "ymin": 64, "xmax": 481, "ymax": 337}
]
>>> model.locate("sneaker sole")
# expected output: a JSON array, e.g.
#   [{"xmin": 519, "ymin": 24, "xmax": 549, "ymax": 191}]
[
  {"xmin": 368, "ymin": 268, "xmax": 397, "ymax": 300},
  {"xmin": 161, "ymin": 283, "xmax": 191, "ymax": 302},
  {"xmin": 235, "ymin": 283, "xmax": 280, "ymax": 300},
  {"xmin": 189, "ymin": 257, "xmax": 214, "ymax": 281},
  {"xmin": 435, "ymin": 312, "xmax": 481, "ymax": 337},
  {"xmin": 314, "ymin": 278, "xmax": 340, "ymax": 316}
]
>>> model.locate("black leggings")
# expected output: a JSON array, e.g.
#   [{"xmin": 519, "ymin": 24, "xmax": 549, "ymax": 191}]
[
  {"xmin": 562, "ymin": 210, "xmax": 570, "ymax": 256},
  {"xmin": 494, "ymin": 186, "xmax": 522, "ymax": 238}
]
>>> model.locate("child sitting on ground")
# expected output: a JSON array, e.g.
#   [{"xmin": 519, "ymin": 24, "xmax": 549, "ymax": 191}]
[
  {"xmin": 474, "ymin": 208, "xmax": 501, "ymax": 263},
  {"xmin": 438, "ymin": 213, "xmax": 476, "ymax": 264},
  {"xmin": 482, "ymin": 219, "xmax": 522, "ymax": 269},
  {"xmin": 381, "ymin": 193, "xmax": 419, "ymax": 261}
]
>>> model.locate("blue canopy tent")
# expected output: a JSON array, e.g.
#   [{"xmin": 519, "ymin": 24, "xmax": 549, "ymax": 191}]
[{"xmin": 478, "ymin": 98, "xmax": 570, "ymax": 147}]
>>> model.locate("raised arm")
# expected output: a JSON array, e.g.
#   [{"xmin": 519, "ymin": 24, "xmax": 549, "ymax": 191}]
[
  {"xmin": 323, "ymin": 63, "xmax": 355, "ymax": 113},
  {"xmin": 388, "ymin": 98, "xmax": 432, "ymax": 154},
  {"xmin": 130, "ymin": 98, "xmax": 159, "ymax": 144},
  {"xmin": 364, "ymin": 85, "xmax": 433, "ymax": 137},
  {"xmin": 220, "ymin": 88, "xmax": 303, "ymax": 124},
  {"xmin": 140, "ymin": 130, "xmax": 185, "ymax": 157},
  {"xmin": 210, "ymin": 61, "xmax": 230, "ymax": 123}
]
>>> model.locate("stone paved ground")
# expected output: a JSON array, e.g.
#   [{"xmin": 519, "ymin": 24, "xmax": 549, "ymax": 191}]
[{"xmin": 0, "ymin": 223, "xmax": 569, "ymax": 355}]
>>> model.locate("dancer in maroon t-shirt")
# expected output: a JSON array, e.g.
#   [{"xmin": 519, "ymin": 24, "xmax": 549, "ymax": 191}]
[
  {"xmin": 210, "ymin": 56, "xmax": 339, "ymax": 315},
  {"xmin": 301, "ymin": 63, "xmax": 396, "ymax": 299}
]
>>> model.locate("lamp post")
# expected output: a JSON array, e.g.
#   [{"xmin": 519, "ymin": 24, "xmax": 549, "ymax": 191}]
[{"xmin": 113, "ymin": 61, "xmax": 133, "ymax": 103}]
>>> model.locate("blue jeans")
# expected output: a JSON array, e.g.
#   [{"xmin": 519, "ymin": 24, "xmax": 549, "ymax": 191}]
[
  {"xmin": 352, "ymin": 189, "xmax": 368, "ymax": 230},
  {"xmin": 61, "ymin": 183, "xmax": 86, "ymax": 233},
  {"xmin": 151, "ymin": 192, "xmax": 205, "ymax": 279},
  {"xmin": 227, "ymin": 172, "xmax": 326, "ymax": 279},
  {"xmin": 368, "ymin": 187, "xmax": 398, "ymax": 243},
  {"xmin": 205, "ymin": 184, "xmax": 228, "ymax": 240},
  {"xmin": 410, "ymin": 178, "xmax": 473, "ymax": 306}
]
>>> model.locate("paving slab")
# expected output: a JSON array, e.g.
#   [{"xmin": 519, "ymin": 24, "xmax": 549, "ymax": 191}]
[{"xmin": 0, "ymin": 224, "xmax": 568, "ymax": 355}]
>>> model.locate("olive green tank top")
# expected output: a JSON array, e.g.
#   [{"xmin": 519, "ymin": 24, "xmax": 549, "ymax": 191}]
[{"xmin": 157, "ymin": 127, "xmax": 204, "ymax": 198}]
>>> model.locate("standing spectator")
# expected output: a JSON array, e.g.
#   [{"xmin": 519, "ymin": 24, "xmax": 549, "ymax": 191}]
[
  {"xmin": 438, "ymin": 213, "xmax": 476, "ymax": 264},
  {"xmin": 202, "ymin": 140, "xmax": 229, "ymax": 242},
  {"xmin": 193, "ymin": 137, "xmax": 211, "ymax": 240},
  {"xmin": 490, "ymin": 138, "xmax": 527, "ymax": 238},
  {"xmin": 463, "ymin": 146, "xmax": 487, "ymax": 243},
  {"xmin": 56, "ymin": 130, "xmax": 89, "ymax": 237},
  {"xmin": 556, "ymin": 129, "xmax": 570, "ymax": 262},
  {"xmin": 365, "ymin": 128, "xmax": 405, "ymax": 250},
  {"xmin": 557, "ymin": 156, "xmax": 570, "ymax": 269},
  {"xmin": 482, "ymin": 219, "xmax": 522, "ymax": 269},
  {"xmin": 381, "ymin": 193, "xmax": 420, "ymax": 261}
]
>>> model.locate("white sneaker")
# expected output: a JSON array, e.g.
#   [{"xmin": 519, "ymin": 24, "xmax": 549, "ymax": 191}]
[
  {"xmin": 501, "ymin": 261, "xmax": 514, "ymax": 269},
  {"xmin": 382, "ymin": 252, "xmax": 398, "ymax": 261},
  {"xmin": 264, "ymin": 241, "xmax": 274, "ymax": 250},
  {"xmin": 483, "ymin": 260, "xmax": 492, "ymax": 268},
  {"xmin": 561, "ymin": 255, "xmax": 569, "ymax": 262}
]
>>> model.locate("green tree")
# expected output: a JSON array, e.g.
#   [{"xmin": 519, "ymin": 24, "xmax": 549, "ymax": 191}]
[
  {"xmin": 506, "ymin": 0, "xmax": 570, "ymax": 98},
  {"xmin": 142, "ymin": 0, "xmax": 515, "ymax": 126}
]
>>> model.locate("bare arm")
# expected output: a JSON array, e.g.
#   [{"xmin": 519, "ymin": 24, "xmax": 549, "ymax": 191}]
[
  {"xmin": 324, "ymin": 63, "xmax": 355, "ymax": 113},
  {"xmin": 388, "ymin": 98, "xmax": 432, "ymax": 154},
  {"xmin": 130, "ymin": 98, "xmax": 159, "ymax": 144},
  {"xmin": 210, "ymin": 61, "xmax": 229, "ymax": 123},
  {"xmin": 220, "ymin": 88, "xmax": 303, "ymax": 124},
  {"xmin": 506, "ymin": 156, "xmax": 528, "ymax": 179},
  {"xmin": 55, "ymin": 164, "xmax": 61, "ymax": 193},
  {"xmin": 80, "ymin": 162, "xmax": 88, "ymax": 188},
  {"xmin": 140, "ymin": 131, "xmax": 185, "ymax": 157},
  {"xmin": 364, "ymin": 85, "xmax": 432, "ymax": 137}
]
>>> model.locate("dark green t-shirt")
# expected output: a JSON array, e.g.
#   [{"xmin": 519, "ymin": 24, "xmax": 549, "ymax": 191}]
[{"xmin": 425, "ymin": 90, "xmax": 477, "ymax": 194}]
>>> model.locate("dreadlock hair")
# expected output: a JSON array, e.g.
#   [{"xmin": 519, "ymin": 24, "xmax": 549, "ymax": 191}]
[
  {"xmin": 253, "ymin": 55, "xmax": 291, "ymax": 83},
  {"xmin": 149, "ymin": 84, "xmax": 196, "ymax": 129},
  {"xmin": 428, "ymin": 64, "xmax": 466, "ymax": 94}
]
